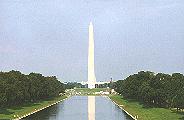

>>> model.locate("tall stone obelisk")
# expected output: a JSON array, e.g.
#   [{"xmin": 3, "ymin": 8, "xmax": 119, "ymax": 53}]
[{"xmin": 88, "ymin": 22, "xmax": 96, "ymax": 89}]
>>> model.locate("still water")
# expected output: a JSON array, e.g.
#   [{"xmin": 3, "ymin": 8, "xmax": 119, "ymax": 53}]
[{"xmin": 24, "ymin": 96, "xmax": 133, "ymax": 120}]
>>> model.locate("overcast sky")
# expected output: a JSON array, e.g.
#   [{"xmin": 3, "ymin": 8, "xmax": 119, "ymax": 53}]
[{"xmin": 0, "ymin": 0, "xmax": 184, "ymax": 82}]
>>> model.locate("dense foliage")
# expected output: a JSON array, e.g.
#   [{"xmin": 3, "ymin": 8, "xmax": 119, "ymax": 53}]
[
  {"xmin": 114, "ymin": 71, "xmax": 184, "ymax": 110},
  {"xmin": 0, "ymin": 70, "xmax": 65, "ymax": 108}
]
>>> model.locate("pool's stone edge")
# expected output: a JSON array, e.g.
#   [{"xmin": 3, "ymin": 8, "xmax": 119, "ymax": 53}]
[
  {"xmin": 106, "ymin": 96, "xmax": 137, "ymax": 120},
  {"xmin": 12, "ymin": 96, "xmax": 71, "ymax": 120}
]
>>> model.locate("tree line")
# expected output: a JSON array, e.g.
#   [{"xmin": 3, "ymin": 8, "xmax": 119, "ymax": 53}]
[
  {"xmin": 64, "ymin": 82, "xmax": 84, "ymax": 89},
  {"xmin": 113, "ymin": 71, "xmax": 184, "ymax": 110},
  {"xmin": 0, "ymin": 70, "xmax": 65, "ymax": 108}
]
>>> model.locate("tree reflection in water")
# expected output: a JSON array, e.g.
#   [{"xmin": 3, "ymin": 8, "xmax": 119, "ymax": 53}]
[{"xmin": 23, "ymin": 104, "xmax": 59, "ymax": 120}]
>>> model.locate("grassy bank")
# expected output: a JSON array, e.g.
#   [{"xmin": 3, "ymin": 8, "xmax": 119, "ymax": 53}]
[
  {"xmin": 109, "ymin": 95, "xmax": 184, "ymax": 120},
  {"xmin": 0, "ymin": 95, "xmax": 67, "ymax": 120},
  {"xmin": 66, "ymin": 88, "xmax": 110, "ymax": 95},
  {"xmin": 75, "ymin": 88, "xmax": 109, "ymax": 93}
]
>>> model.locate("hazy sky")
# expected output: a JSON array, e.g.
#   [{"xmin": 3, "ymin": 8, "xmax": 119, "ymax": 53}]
[{"xmin": 0, "ymin": 0, "xmax": 184, "ymax": 82}]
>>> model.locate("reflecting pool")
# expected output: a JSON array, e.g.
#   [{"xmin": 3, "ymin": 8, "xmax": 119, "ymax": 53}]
[{"xmin": 24, "ymin": 96, "xmax": 133, "ymax": 120}]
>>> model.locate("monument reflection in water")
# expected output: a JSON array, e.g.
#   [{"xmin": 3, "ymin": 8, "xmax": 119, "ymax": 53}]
[
  {"xmin": 88, "ymin": 96, "xmax": 95, "ymax": 120},
  {"xmin": 23, "ymin": 96, "xmax": 133, "ymax": 120}
]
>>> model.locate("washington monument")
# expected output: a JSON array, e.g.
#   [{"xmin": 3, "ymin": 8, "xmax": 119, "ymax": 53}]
[{"xmin": 88, "ymin": 22, "xmax": 96, "ymax": 89}]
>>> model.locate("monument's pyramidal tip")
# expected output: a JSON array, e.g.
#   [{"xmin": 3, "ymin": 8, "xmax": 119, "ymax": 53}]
[{"xmin": 90, "ymin": 21, "xmax": 93, "ymax": 26}]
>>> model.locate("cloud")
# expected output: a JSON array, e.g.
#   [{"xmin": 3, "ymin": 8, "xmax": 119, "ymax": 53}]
[{"xmin": 0, "ymin": 44, "xmax": 17, "ymax": 54}]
